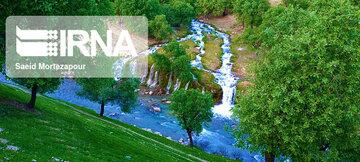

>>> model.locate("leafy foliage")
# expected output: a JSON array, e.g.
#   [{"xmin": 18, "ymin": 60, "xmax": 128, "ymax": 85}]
[
  {"xmin": 149, "ymin": 15, "xmax": 174, "ymax": 40},
  {"xmin": 168, "ymin": 0, "xmax": 195, "ymax": 26},
  {"xmin": 152, "ymin": 52, "xmax": 171, "ymax": 72},
  {"xmin": 233, "ymin": 1, "xmax": 360, "ymax": 161},
  {"xmin": 114, "ymin": 0, "xmax": 162, "ymax": 20},
  {"xmin": 12, "ymin": 78, "xmax": 62, "ymax": 94},
  {"xmin": 283, "ymin": 0, "xmax": 310, "ymax": 9},
  {"xmin": 76, "ymin": 78, "xmax": 140, "ymax": 114},
  {"xmin": 171, "ymin": 55, "xmax": 193, "ymax": 83},
  {"xmin": 163, "ymin": 40, "xmax": 187, "ymax": 58},
  {"xmin": 195, "ymin": 0, "xmax": 231, "ymax": 16},
  {"xmin": 170, "ymin": 89, "xmax": 214, "ymax": 146},
  {"xmin": 233, "ymin": 0, "xmax": 270, "ymax": 27}
]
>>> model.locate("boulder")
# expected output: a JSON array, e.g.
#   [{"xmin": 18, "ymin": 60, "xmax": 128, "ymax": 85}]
[
  {"xmin": 178, "ymin": 138, "xmax": 184, "ymax": 143},
  {"xmin": 154, "ymin": 131, "xmax": 162, "ymax": 136},
  {"xmin": 149, "ymin": 91, "xmax": 154, "ymax": 95},
  {"xmin": 109, "ymin": 112, "xmax": 116, "ymax": 116},
  {"xmin": 151, "ymin": 106, "xmax": 161, "ymax": 112},
  {"xmin": 164, "ymin": 101, "xmax": 171, "ymax": 104}
]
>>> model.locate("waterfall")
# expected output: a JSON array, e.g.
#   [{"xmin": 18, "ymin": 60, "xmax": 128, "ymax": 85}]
[
  {"xmin": 150, "ymin": 71, "xmax": 158, "ymax": 88},
  {"xmin": 166, "ymin": 72, "xmax": 173, "ymax": 94},
  {"xmin": 146, "ymin": 64, "xmax": 155, "ymax": 86},
  {"xmin": 184, "ymin": 81, "xmax": 190, "ymax": 90},
  {"xmin": 141, "ymin": 20, "xmax": 239, "ymax": 118},
  {"xmin": 173, "ymin": 79, "xmax": 181, "ymax": 91}
]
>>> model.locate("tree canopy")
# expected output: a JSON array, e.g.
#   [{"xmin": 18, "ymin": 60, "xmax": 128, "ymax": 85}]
[
  {"xmin": 170, "ymin": 89, "xmax": 214, "ymax": 146},
  {"xmin": 76, "ymin": 78, "xmax": 140, "ymax": 116},
  {"xmin": 233, "ymin": 0, "xmax": 270, "ymax": 27},
  {"xmin": 232, "ymin": 1, "xmax": 360, "ymax": 161},
  {"xmin": 149, "ymin": 15, "xmax": 174, "ymax": 40}
]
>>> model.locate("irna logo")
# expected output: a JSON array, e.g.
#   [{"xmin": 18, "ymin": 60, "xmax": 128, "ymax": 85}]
[{"xmin": 16, "ymin": 26, "xmax": 137, "ymax": 57}]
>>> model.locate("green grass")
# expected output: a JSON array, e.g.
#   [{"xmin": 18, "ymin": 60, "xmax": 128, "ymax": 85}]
[
  {"xmin": 180, "ymin": 39, "xmax": 199, "ymax": 60},
  {"xmin": 202, "ymin": 36, "xmax": 223, "ymax": 72},
  {"xmin": 0, "ymin": 83, "xmax": 236, "ymax": 161}
]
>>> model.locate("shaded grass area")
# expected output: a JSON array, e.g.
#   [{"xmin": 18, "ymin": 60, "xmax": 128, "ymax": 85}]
[
  {"xmin": 179, "ymin": 39, "xmax": 199, "ymax": 61},
  {"xmin": 0, "ymin": 83, "xmax": 236, "ymax": 161},
  {"xmin": 202, "ymin": 36, "xmax": 223, "ymax": 72},
  {"xmin": 149, "ymin": 26, "xmax": 191, "ymax": 46}
]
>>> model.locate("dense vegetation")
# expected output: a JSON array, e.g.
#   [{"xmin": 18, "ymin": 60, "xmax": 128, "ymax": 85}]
[
  {"xmin": 232, "ymin": 0, "xmax": 360, "ymax": 161},
  {"xmin": 170, "ymin": 89, "xmax": 214, "ymax": 146}
]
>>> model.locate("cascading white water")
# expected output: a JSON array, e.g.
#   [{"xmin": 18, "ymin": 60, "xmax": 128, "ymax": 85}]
[
  {"xmin": 188, "ymin": 21, "xmax": 238, "ymax": 118},
  {"xmin": 140, "ymin": 20, "xmax": 239, "ymax": 118},
  {"xmin": 150, "ymin": 71, "xmax": 158, "ymax": 88},
  {"xmin": 166, "ymin": 72, "xmax": 173, "ymax": 94},
  {"xmin": 146, "ymin": 64, "xmax": 155, "ymax": 86},
  {"xmin": 173, "ymin": 79, "xmax": 181, "ymax": 91},
  {"xmin": 185, "ymin": 81, "xmax": 190, "ymax": 90}
]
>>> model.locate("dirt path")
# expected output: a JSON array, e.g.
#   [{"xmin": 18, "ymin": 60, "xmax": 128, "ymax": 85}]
[{"xmin": 2, "ymin": 83, "xmax": 208, "ymax": 162}]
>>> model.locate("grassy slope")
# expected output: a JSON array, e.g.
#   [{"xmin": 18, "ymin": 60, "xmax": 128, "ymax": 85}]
[{"xmin": 0, "ymin": 83, "xmax": 236, "ymax": 161}]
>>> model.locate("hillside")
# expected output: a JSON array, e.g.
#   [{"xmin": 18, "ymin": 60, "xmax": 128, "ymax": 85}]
[{"xmin": 0, "ymin": 83, "xmax": 235, "ymax": 161}]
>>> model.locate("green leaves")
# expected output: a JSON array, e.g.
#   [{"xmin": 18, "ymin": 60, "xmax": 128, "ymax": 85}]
[
  {"xmin": 232, "ymin": 0, "xmax": 360, "ymax": 161},
  {"xmin": 149, "ymin": 15, "xmax": 174, "ymax": 40},
  {"xmin": 170, "ymin": 89, "xmax": 214, "ymax": 135}
]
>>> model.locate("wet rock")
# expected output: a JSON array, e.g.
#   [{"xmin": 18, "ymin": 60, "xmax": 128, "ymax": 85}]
[
  {"xmin": 151, "ymin": 106, "xmax": 161, "ymax": 112},
  {"xmin": 0, "ymin": 138, "xmax": 8, "ymax": 144},
  {"xmin": 226, "ymin": 63, "xmax": 231, "ymax": 65},
  {"xmin": 161, "ymin": 98, "xmax": 167, "ymax": 102},
  {"xmin": 154, "ymin": 131, "xmax": 162, "ymax": 136},
  {"xmin": 6, "ymin": 145, "xmax": 20, "ymax": 151},
  {"xmin": 149, "ymin": 91, "xmax": 154, "ymax": 95},
  {"xmin": 166, "ymin": 137, "xmax": 172, "ymax": 140},
  {"xmin": 109, "ymin": 112, "xmax": 117, "ymax": 116},
  {"xmin": 164, "ymin": 101, "xmax": 171, "ymax": 104},
  {"xmin": 178, "ymin": 138, "xmax": 184, "ymax": 144}
]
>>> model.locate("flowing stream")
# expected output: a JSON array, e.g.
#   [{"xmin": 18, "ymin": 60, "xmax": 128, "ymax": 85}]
[
  {"xmin": 142, "ymin": 20, "xmax": 239, "ymax": 118},
  {"xmin": 0, "ymin": 19, "xmax": 263, "ymax": 161}
]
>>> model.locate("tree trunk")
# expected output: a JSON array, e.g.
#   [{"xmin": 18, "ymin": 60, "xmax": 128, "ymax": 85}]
[
  {"xmin": 186, "ymin": 129, "xmax": 193, "ymax": 147},
  {"xmin": 265, "ymin": 152, "xmax": 275, "ymax": 162},
  {"xmin": 100, "ymin": 100, "xmax": 105, "ymax": 116},
  {"xmin": 28, "ymin": 83, "xmax": 38, "ymax": 109}
]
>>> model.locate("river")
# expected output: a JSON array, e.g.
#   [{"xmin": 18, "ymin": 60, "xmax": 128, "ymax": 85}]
[{"xmin": 0, "ymin": 20, "xmax": 264, "ymax": 161}]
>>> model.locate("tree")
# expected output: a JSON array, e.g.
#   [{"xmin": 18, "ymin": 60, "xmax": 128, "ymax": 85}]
[
  {"xmin": 114, "ymin": 0, "xmax": 162, "ymax": 20},
  {"xmin": 76, "ymin": 78, "xmax": 140, "ymax": 116},
  {"xmin": 170, "ymin": 89, "xmax": 214, "ymax": 146},
  {"xmin": 233, "ymin": 0, "xmax": 270, "ymax": 28},
  {"xmin": 116, "ymin": 78, "xmax": 141, "ymax": 113},
  {"xmin": 149, "ymin": 15, "xmax": 173, "ymax": 40},
  {"xmin": 2, "ymin": 0, "xmax": 113, "ymax": 108},
  {"xmin": 232, "ymin": 1, "xmax": 360, "ymax": 161},
  {"xmin": 169, "ymin": 1, "xmax": 195, "ymax": 26},
  {"xmin": 152, "ymin": 52, "xmax": 171, "ymax": 72},
  {"xmin": 171, "ymin": 55, "xmax": 193, "ymax": 83},
  {"xmin": 163, "ymin": 40, "xmax": 187, "ymax": 58},
  {"xmin": 283, "ymin": 0, "xmax": 310, "ymax": 9},
  {"xmin": 195, "ymin": 0, "xmax": 231, "ymax": 17},
  {"xmin": 12, "ymin": 79, "xmax": 62, "ymax": 109}
]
